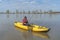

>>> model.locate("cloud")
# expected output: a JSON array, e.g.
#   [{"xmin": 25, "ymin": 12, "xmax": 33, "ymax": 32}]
[
  {"xmin": 42, "ymin": 0, "xmax": 50, "ymax": 3},
  {"xmin": 23, "ymin": 1, "xmax": 36, "ymax": 4},
  {"xmin": 30, "ymin": 1, "xmax": 36, "ymax": 4},
  {"xmin": 0, "ymin": 0, "xmax": 60, "ymax": 11},
  {"xmin": 0, "ymin": 0, "xmax": 2, "ymax": 2}
]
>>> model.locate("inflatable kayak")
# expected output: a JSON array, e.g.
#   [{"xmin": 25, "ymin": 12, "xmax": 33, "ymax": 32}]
[{"xmin": 14, "ymin": 22, "xmax": 50, "ymax": 32}]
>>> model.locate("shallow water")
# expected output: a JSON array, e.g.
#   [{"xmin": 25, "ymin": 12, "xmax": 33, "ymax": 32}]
[{"xmin": 0, "ymin": 13, "xmax": 60, "ymax": 40}]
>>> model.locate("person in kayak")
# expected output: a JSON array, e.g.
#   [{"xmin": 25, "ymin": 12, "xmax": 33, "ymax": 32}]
[
  {"xmin": 22, "ymin": 16, "xmax": 33, "ymax": 31},
  {"xmin": 22, "ymin": 16, "xmax": 29, "ymax": 26}
]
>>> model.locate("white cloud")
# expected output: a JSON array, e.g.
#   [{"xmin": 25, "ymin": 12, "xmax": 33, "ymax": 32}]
[
  {"xmin": 42, "ymin": 0, "xmax": 51, "ymax": 4},
  {"xmin": 0, "ymin": 0, "xmax": 60, "ymax": 11},
  {"xmin": 22, "ymin": 1, "xmax": 36, "ymax": 4},
  {"xmin": 30, "ymin": 1, "xmax": 36, "ymax": 4},
  {"xmin": 43, "ymin": 0, "xmax": 50, "ymax": 2}
]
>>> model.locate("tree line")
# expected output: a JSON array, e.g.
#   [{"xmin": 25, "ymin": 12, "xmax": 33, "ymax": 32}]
[{"xmin": 0, "ymin": 9, "xmax": 59, "ymax": 14}]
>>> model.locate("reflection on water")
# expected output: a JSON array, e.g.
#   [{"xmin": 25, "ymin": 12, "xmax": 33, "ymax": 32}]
[
  {"xmin": 5, "ymin": 13, "xmax": 58, "ymax": 19},
  {"xmin": 0, "ymin": 13, "xmax": 60, "ymax": 40},
  {"xmin": 23, "ymin": 31, "xmax": 33, "ymax": 40},
  {"xmin": 15, "ymin": 27, "xmax": 33, "ymax": 40},
  {"xmin": 6, "ymin": 14, "xmax": 10, "ymax": 18},
  {"xmin": 15, "ymin": 27, "xmax": 50, "ymax": 39},
  {"xmin": 32, "ymin": 32, "xmax": 50, "ymax": 39},
  {"xmin": 16, "ymin": 14, "xmax": 19, "ymax": 18}
]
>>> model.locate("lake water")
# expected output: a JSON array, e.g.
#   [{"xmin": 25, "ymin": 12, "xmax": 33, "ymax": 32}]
[{"xmin": 0, "ymin": 13, "xmax": 60, "ymax": 40}]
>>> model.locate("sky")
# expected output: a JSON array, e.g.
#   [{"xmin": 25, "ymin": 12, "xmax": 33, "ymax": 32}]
[{"xmin": 0, "ymin": 0, "xmax": 60, "ymax": 12}]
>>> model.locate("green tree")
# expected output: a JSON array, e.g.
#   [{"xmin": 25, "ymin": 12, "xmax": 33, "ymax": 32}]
[
  {"xmin": 23, "ymin": 10, "xmax": 25, "ymax": 14},
  {"xmin": 6, "ymin": 10, "xmax": 10, "ymax": 14},
  {"xmin": 16, "ymin": 9, "xmax": 19, "ymax": 14},
  {"xmin": 49, "ymin": 10, "xmax": 53, "ymax": 14},
  {"xmin": 28, "ymin": 10, "xmax": 30, "ymax": 14}
]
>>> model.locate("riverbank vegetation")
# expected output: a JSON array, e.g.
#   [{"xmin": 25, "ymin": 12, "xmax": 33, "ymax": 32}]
[{"xmin": 0, "ymin": 9, "xmax": 60, "ymax": 14}]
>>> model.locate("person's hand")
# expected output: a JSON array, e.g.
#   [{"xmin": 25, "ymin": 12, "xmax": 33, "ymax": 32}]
[{"xmin": 24, "ymin": 23, "xmax": 26, "ymax": 24}]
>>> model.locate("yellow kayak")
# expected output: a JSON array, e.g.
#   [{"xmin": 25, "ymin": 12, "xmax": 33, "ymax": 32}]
[
  {"xmin": 15, "ymin": 27, "xmax": 49, "ymax": 39},
  {"xmin": 14, "ymin": 22, "xmax": 50, "ymax": 32}
]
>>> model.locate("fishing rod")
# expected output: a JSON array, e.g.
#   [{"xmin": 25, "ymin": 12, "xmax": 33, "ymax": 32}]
[{"xmin": 28, "ymin": 13, "xmax": 34, "ymax": 24}]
